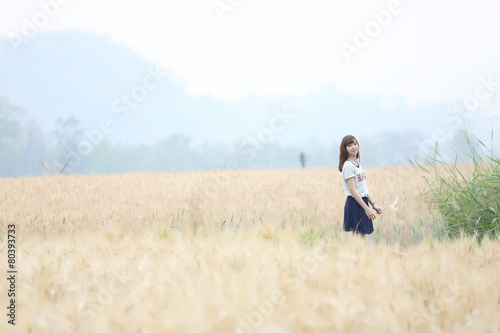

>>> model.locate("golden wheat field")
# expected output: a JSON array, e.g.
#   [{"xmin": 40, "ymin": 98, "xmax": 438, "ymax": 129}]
[{"xmin": 1, "ymin": 165, "xmax": 499, "ymax": 333}]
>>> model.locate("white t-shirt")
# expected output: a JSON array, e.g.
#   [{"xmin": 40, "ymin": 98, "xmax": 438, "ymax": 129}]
[{"xmin": 342, "ymin": 159, "xmax": 369, "ymax": 197}]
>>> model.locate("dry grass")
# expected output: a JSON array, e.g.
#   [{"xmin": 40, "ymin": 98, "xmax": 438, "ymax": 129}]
[
  {"xmin": 1, "ymin": 166, "xmax": 432, "ymax": 236},
  {"xmin": 1, "ymin": 165, "xmax": 499, "ymax": 332}
]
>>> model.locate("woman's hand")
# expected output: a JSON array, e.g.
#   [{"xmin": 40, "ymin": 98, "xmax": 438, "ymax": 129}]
[
  {"xmin": 364, "ymin": 207, "xmax": 376, "ymax": 220},
  {"xmin": 373, "ymin": 204, "xmax": 383, "ymax": 214}
]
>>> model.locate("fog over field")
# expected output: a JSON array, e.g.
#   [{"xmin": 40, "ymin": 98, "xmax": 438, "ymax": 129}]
[{"xmin": 1, "ymin": 1, "xmax": 499, "ymax": 177}]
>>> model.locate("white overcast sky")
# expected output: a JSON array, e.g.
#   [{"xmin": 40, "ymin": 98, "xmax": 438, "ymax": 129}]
[{"xmin": 1, "ymin": 0, "xmax": 500, "ymax": 105}]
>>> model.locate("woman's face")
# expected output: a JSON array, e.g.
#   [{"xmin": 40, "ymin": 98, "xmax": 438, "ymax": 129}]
[{"xmin": 346, "ymin": 141, "xmax": 358, "ymax": 157}]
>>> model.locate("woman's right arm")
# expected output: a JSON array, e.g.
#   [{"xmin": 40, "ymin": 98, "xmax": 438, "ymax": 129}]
[{"xmin": 346, "ymin": 177, "xmax": 376, "ymax": 220}]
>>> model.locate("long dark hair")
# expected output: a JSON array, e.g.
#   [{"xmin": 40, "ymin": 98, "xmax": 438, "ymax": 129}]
[{"xmin": 338, "ymin": 135, "xmax": 360, "ymax": 172}]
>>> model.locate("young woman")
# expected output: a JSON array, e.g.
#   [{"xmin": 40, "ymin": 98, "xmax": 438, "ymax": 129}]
[{"xmin": 338, "ymin": 135, "xmax": 382, "ymax": 236}]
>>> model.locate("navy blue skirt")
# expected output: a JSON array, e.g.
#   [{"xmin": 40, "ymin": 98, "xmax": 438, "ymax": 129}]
[{"xmin": 343, "ymin": 196, "xmax": 374, "ymax": 234}]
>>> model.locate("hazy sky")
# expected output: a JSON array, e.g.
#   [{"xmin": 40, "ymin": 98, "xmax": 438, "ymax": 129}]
[{"xmin": 2, "ymin": 0, "xmax": 500, "ymax": 106}]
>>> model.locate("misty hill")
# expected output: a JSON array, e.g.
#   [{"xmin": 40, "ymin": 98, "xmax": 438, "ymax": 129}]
[{"xmin": 0, "ymin": 31, "xmax": 449, "ymax": 149}]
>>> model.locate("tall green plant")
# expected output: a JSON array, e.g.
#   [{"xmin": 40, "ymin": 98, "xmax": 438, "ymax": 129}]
[{"xmin": 413, "ymin": 130, "xmax": 500, "ymax": 241}]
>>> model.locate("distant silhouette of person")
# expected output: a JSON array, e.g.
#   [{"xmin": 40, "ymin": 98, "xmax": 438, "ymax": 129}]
[{"xmin": 300, "ymin": 152, "xmax": 305, "ymax": 168}]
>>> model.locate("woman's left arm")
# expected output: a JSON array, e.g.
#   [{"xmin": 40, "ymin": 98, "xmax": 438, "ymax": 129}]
[{"xmin": 367, "ymin": 194, "xmax": 383, "ymax": 214}]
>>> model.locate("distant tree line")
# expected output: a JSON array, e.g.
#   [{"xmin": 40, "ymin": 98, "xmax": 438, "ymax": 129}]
[
  {"xmin": 0, "ymin": 98, "xmax": 336, "ymax": 177},
  {"xmin": 0, "ymin": 97, "xmax": 478, "ymax": 178}
]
